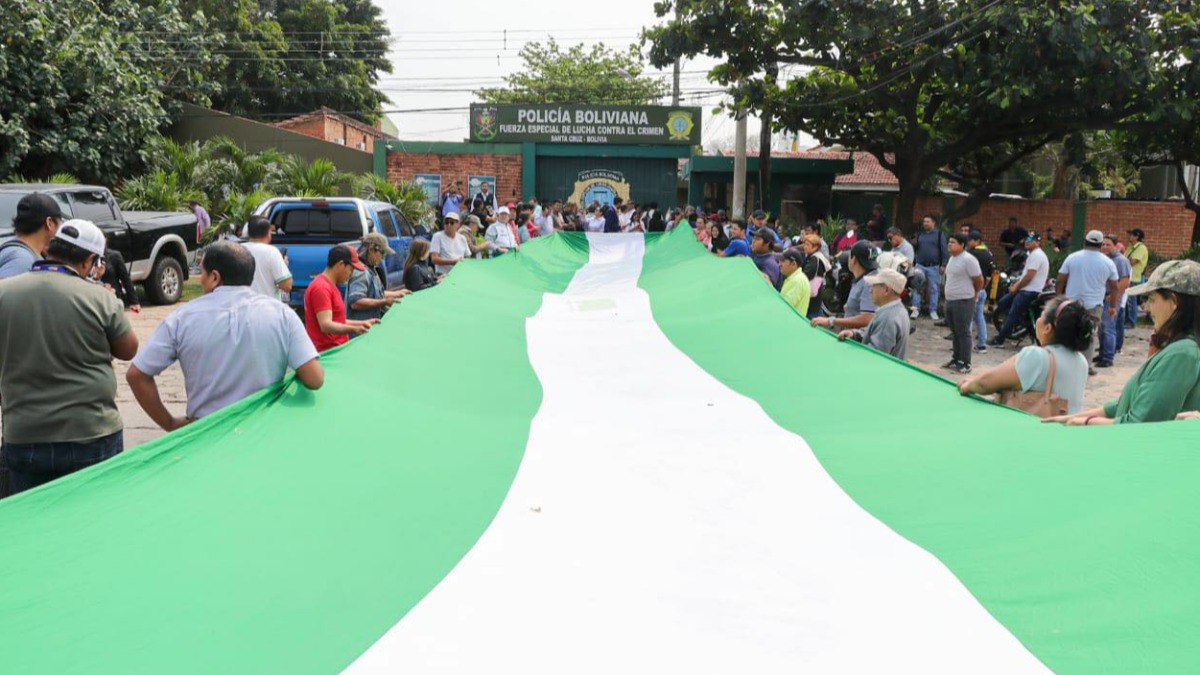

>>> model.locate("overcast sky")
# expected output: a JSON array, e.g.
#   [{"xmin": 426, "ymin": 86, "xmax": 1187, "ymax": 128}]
[{"xmin": 371, "ymin": 0, "xmax": 788, "ymax": 150}]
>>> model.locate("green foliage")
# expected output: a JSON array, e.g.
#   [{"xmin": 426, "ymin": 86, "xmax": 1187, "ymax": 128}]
[
  {"xmin": 819, "ymin": 215, "xmax": 845, "ymax": 243},
  {"xmin": 206, "ymin": 188, "xmax": 275, "ymax": 244},
  {"xmin": 0, "ymin": 0, "xmax": 218, "ymax": 184},
  {"xmin": 182, "ymin": 0, "xmax": 393, "ymax": 122},
  {"xmin": 117, "ymin": 170, "xmax": 205, "ymax": 211},
  {"xmin": 3, "ymin": 172, "xmax": 79, "ymax": 184},
  {"xmin": 269, "ymin": 156, "xmax": 349, "ymax": 196},
  {"xmin": 477, "ymin": 40, "xmax": 668, "ymax": 105},
  {"xmin": 647, "ymin": 0, "xmax": 1189, "ymax": 226},
  {"xmin": 353, "ymin": 174, "xmax": 433, "ymax": 227}
]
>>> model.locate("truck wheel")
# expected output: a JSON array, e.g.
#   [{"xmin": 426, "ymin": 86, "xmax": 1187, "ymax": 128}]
[{"xmin": 145, "ymin": 256, "xmax": 184, "ymax": 305}]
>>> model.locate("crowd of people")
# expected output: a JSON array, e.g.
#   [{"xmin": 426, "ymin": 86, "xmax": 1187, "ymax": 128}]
[{"xmin": 0, "ymin": 188, "xmax": 1197, "ymax": 500}]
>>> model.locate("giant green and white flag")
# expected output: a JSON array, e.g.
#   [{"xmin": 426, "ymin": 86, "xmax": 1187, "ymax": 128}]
[{"xmin": 1, "ymin": 229, "xmax": 1198, "ymax": 673}]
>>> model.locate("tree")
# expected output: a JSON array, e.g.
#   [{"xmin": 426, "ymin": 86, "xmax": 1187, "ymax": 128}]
[
  {"xmin": 182, "ymin": 0, "xmax": 393, "ymax": 123},
  {"xmin": 477, "ymin": 40, "xmax": 669, "ymax": 105},
  {"xmin": 647, "ymin": 0, "xmax": 1188, "ymax": 228},
  {"xmin": 1115, "ymin": 9, "xmax": 1200, "ymax": 244},
  {"xmin": 0, "ymin": 0, "xmax": 217, "ymax": 183}
]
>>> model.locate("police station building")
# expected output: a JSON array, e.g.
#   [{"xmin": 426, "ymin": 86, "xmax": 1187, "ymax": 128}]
[{"xmin": 374, "ymin": 103, "xmax": 850, "ymax": 219}]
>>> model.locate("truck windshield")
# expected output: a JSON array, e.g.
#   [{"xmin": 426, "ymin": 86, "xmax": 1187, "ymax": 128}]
[
  {"xmin": 272, "ymin": 208, "xmax": 362, "ymax": 238},
  {"xmin": 0, "ymin": 194, "xmax": 25, "ymax": 231}
]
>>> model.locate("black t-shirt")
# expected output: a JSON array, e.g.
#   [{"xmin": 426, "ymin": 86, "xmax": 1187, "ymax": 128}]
[
  {"xmin": 969, "ymin": 247, "xmax": 995, "ymax": 279},
  {"xmin": 403, "ymin": 263, "xmax": 436, "ymax": 291},
  {"xmin": 999, "ymin": 227, "xmax": 1028, "ymax": 252}
]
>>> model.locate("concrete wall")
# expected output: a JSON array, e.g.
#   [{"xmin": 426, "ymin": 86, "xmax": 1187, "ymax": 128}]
[{"xmin": 170, "ymin": 103, "xmax": 373, "ymax": 175}]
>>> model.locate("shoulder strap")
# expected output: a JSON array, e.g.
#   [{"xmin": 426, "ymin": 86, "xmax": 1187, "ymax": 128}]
[
  {"xmin": 1042, "ymin": 347, "xmax": 1058, "ymax": 400},
  {"xmin": 0, "ymin": 239, "xmax": 28, "ymax": 254}
]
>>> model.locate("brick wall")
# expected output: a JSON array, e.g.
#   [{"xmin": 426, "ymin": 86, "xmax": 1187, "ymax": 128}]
[
  {"xmin": 278, "ymin": 116, "xmax": 377, "ymax": 152},
  {"xmin": 1086, "ymin": 201, "xmax": 1195, "ymax": 257},
  {"xmin": 910, "ymin": 195, "xmax": 1197, "ymax": 257},
  {"xmin": 322, "ymin": 118, "xmax": 375, "ymax": 152},
  {"xmin": 386, "ymin": 152, "xmax": 523, "ymax": 204}
]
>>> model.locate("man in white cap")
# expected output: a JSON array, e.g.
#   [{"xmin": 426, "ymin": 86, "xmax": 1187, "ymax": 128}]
[
  {"xmin": 837, "ymin": 267, "xmax": 910, "ymax": 359},
  {"xmin": 485, "ymin": 205, "xmax": 519, "ymax": 256},
  {"xmin": 431, "ymin": 211, "xmax": 473, "ymax": 275},
  {"xmin": 0, "ymin": 219, "xmax": 139, "ymax": 496},
  {"xmin": 1057, "ymin": 229, "xmax": 1119, "ymax": 368}
]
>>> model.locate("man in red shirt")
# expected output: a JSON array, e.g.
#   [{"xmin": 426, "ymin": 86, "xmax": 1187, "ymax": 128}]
[{"xmin": 304, "ymin": 245, "xmax": 378, "ymax": 351}]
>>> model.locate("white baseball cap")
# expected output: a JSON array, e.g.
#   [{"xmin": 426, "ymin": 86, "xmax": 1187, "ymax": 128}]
[
  {"xmin": 54, "ymin": 219, "xmax": 106, "ymax": 257},
  {"xmin": 496, "ymin": 206, "xmax": 510, "ymax": 215}
]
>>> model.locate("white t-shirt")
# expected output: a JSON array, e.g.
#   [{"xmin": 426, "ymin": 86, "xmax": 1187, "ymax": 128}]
[
  {"xmin": 132, "ymin": 286, "xmax": 318, "ymax": 419},
  {"xmin": 586, "ymin": 215, "xmax": 605, "ymax": 232},
  {"xmin": 430, "ymin": 230, "xmax": 472, "ymax": 275},
  {"xmin": 242, "ymin": 242, "xmax": 291, "ymax": 301},
  {"xmin": 1021, "ymin": 247, "xmax": 1051, "ymax": 293}
]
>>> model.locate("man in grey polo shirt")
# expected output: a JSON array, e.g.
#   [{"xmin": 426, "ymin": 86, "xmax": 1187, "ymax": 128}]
[
  {"xmin": 126, "ymin": 242, "xmax": 324, "ymax": 431},
  {"xmin": 1057, "ymin": 229, "xmax": 1118, "ymax": 368},
  {"xmin": 837, "ymin": 268, "xmax": 910, "ymax": 359}
]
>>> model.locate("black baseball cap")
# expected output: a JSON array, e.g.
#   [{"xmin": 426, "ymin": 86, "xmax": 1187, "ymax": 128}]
[
  {"xmin": 13, "ymin": 192, "xmax": 64, "ymax": 232},
  {"xmin": 1128, "ymin": 227, "xmax": 1146, "ymax": 239},
  {"xmin": 968, "ymin": 230, "xmax": 984, "ymax": 241},
  {"xmin": 781, "ymin": 249, "xmax": 805, "ymax": 265},
  {"xmin": 751, "ymin": 209, "xmax": 766, "ymax": 219},
  {"xmin": 850, "ymin": 241, "xmax": 877, "ymax": 271}
]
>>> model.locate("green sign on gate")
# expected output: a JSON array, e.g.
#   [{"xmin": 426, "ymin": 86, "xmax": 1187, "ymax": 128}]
[{"xmin": 469, "ymin": 104, "xmax": 701, "ymax": 146}]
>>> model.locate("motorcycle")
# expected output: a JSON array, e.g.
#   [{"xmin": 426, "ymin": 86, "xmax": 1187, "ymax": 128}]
[
  {"xmin": 991, "ymin": 282, "xmax": 1057, "ymax": 345},
  {"xmin": 819, "ymin": 249, "xmax": 926, "ymax": 325}
]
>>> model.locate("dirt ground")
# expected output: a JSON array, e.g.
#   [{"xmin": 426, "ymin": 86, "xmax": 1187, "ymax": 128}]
[
  {"xmin": 905, "ymin": 314, "xmax": 1151, "ymax": 410},
  {"xmin": 1, "ymin": 296, "xmax": 1152, "ymax": 450}
]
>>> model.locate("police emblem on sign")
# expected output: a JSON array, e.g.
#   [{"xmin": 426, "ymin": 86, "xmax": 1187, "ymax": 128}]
[
  {"xmin": 666, "ymin": 110, "xmax": 695, "ymax": 141},
  {"xmin": 474, "ymin": 107, "xmax": 498, "ymax": 141}
]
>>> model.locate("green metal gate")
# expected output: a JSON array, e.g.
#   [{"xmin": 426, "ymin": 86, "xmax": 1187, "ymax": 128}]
[{"xmin": 536, "ymin": 156, "xmax": 678, "ymax": 207}]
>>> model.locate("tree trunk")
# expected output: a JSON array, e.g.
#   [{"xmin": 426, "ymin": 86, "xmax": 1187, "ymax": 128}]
[
  {"xmin": 759, "ymin": 115, "xmax": 772, "ymax": 212},
  {"xmin": 894, "ymin": 170, "xmax": 925, "ymax": 234},
  {"xmin": 1191, "ymin": 208, "xmax": 1200, "ymax": 248},
  {"xmin": 758, "ymin": 64, "xmax": 778, "ymax": 214}
]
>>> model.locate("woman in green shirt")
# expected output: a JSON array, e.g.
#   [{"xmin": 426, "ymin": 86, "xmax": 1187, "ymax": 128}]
[{"xmin": 1048, "ymin": 260, "xmax": 1200, "ymax": 425}]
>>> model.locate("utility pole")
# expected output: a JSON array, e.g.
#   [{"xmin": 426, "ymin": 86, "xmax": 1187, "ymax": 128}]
[
  {"xmin": 672, "ymin": 3, "xmax": 681, "ymax": 105},
  {"xmin": 732, "ymin": 111, "xmax": 748, "ymax": 221}
]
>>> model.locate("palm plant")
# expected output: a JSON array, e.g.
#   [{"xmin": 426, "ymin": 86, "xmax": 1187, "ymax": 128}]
[
  {"xmin": 270, "ymin": 156, "xmax": 349, "ymax": 196},
  {"xmin": 353, "ymin": 174, "xmax": 434, "ymax": 226},
  {"xmin": 117, "ymin": 170, "xmax": 204, "ymax": 211},
  {"xmin": 205, "ymin": 188, "xmax": 274, "ymax": 244}
]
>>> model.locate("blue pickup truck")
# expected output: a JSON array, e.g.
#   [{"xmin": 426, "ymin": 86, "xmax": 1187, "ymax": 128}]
[{"xmin": 253, "ymin": 198, "xmax": 422, "ymax": 308}]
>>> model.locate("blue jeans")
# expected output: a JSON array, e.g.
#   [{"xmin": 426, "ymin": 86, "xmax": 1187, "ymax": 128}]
[
  {"xmin": 973, "ymin": 288, "xmax": 988, "ymax": 347},
  {"xmin": 995, "ymin": 290, "xmax": 1038, "ymax": 341},
  {"xmin": 1, "ymin": 430, "xmax": 123, "ymax": 497},
  {"xmin": 1100, "ymin": 306, "xmax": 1126, "ymax": 363},
  {"xmin": 914, "ymin": 264, "xmax": 941, "ymax": 313},
  {"xmin": 1125, "ymin": 295, "xmax": 1139, "ymax": 328}
]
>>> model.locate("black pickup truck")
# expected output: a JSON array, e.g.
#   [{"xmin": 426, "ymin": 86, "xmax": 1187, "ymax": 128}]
[{"xmin": 0, "ymin": 184, "xmax": 200, "ymax": 304}]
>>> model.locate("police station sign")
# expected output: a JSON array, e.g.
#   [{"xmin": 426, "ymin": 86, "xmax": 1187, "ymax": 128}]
[{"xmin": 470, "ymin": 104, "xmax": 701, "ymax": 145}]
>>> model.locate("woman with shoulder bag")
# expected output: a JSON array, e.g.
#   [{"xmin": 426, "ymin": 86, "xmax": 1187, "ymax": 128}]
[
  {"xmin": 958, "ymin": 296, "xmax": 1093, "ymax": 416},
  {"xmin": 1047, "ymin": 260, "xmax": 1200, "ymax": 425}
]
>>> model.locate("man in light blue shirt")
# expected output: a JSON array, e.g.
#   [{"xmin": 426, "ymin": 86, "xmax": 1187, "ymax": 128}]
[
  {"xmin": 0, "ymin": 193, "xmax": 63, "ymax": 279},
  {"xmin": 126, "ymin": 242, "xmax": 324, "ymax": 430},
  {"xmin": 441, "ymin": 183, "xmax": 464, "ymax": 218},
  {"xmin": 1057, "ymin": 229, "xmax": 1118, "ymax": 365},
  {"xmin": 1096, "ymin": 234, "xmax": 1133, "ymax": 367}
]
